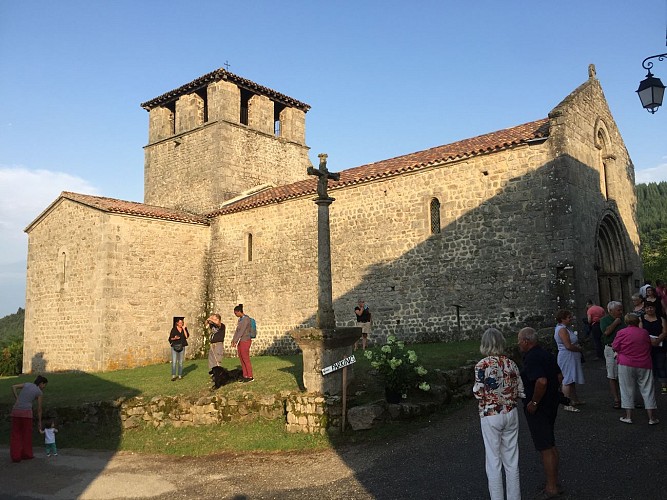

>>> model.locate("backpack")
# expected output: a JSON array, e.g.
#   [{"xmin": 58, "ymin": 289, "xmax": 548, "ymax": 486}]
[{"xmin": 249, "ymin": 317, "xmax": 257, "ymax": 339}]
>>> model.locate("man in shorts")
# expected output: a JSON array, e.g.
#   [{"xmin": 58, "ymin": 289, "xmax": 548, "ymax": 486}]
[
  {"xmin": 354, "ymin": 300, "xmax": 372, "ymax": 350},
  {"xmin": 518, "ymin": 327, "xmax": 563, "ymax": 499},
  {"xmin": 600, "ymin": 301, "xmax": 625, "ymax": 408}
]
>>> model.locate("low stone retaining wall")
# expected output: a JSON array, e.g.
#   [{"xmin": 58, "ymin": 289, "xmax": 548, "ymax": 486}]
[
  {"xmin": 1, "ymin": 365, "xmax": 476, "ymax": 435},
  {"xmin": 346, "ymin": 364, "xmax": 476, "ymax": 431}
]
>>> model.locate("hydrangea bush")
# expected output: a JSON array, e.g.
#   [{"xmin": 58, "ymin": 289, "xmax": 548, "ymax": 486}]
[{"xmin": 364, "ymin": 335, "xmax": 430, "ymax": 397}]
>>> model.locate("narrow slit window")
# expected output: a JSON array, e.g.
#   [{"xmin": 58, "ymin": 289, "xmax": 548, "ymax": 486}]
[
  {"xmin": 430, "ymin": 198, "xmax": 441, "ymax": 234},
  {"xmin": 165, "ymin": 101, "xmax": 176, "ymax": 135},
  {"xmin": 274, "ymin": 102, "xmax": 286, "ymax": 137},
  {"xmin": 57, "ymin": 249, "xmax": 67, "ymax": 290},
  {"xmin": 240, "ymin": 89, "xmax": 252, "ymax": 125},
  {"xmin": 195, "ymin": 88, "xmax": 208, "ymax": 124},
  {"xmin": 246, "ymin": 233, "xmax": 253, "ymax": 262}
]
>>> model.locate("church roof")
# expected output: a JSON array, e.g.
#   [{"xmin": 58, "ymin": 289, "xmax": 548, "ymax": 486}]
[
  {"xmin": 140, "ymin": 68, "xmax": 311, "ymax": 112},
  {"xmin": 208, "ymin": 117, "xmax": 550, "ymax": 217},
  {"xmin": 25, "ymin": 192, "xmax": 209, "ymax": 232}
]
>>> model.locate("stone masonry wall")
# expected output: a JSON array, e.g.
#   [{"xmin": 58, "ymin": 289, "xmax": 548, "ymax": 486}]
[
  {"xmin": 209, "ymin": 141, "xmax": 560, "ymax": 354},
  {"xmin": 97, "ymin": 214, "xmax": 210, "ymax": 370},
  {"xmin": 144, "ymin": 120, "xmax": 310, "ymax": 214},
  {"xmin": 24, "ymin": 200, "xmax": 210, "ymax": 372},
  {"xmin": 546, "ymin": 78, "xmax": 641, "ymax": 318},
  {"xmin": 24, "ymin": 201, "xmax": 108, "ymax": 373}
]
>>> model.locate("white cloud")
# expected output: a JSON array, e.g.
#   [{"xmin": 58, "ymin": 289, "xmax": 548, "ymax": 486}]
[
  {"xmin": 0, "ymin": 165, "xmax": 100, "ymax": 317},
  {"xmin": 635, "ymin": 162, "xmax": 667, "ymax": 184}
]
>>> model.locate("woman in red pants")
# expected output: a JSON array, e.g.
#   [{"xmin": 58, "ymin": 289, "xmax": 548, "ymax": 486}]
[
  {"xmin": 232, "ymin": 304, "xmax": 254, "ymax": 382},
  {"xmin": 10, "ymin": 375, "xmax": 48, "ymax": 462}
]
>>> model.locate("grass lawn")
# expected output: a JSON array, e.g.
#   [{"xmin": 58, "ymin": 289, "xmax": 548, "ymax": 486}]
[{"xmin": 0, "ymin": 340, "xmax": 483, "ymax": 455}]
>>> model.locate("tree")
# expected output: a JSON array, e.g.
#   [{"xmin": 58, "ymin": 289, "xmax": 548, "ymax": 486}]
[{"xmin": 637, "ymin": 182, "xmax": 667, "ymax": 282}]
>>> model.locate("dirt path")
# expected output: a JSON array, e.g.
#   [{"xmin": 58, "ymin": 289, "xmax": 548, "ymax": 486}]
[{"xmin": 0, "ymin": 444, "xmax": 374, "ymax": 499}]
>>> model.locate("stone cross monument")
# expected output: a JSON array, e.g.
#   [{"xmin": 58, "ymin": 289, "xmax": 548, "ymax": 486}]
[
  {"xmin": 306, "ymin": 154, "xmax": 340, "ymax": 329},
  {"xmin": 290, "ymin": 154, "xmax": 361, "ymax": 396}
]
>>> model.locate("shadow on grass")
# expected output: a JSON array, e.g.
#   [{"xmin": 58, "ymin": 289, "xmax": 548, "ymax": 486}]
[
  {"xmin": 275, "ymin": 355, "xmax": 305, "ymax": 391},
  {"xmin": 0, "ymin": 353, "xmax": 141, "ymax": 498},
  {"xmin": 182, "ymin": 363, "xmax": 198, "ymax": 378}
]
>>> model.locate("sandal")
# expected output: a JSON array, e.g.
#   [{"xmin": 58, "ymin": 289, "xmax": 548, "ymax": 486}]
[
  {"xmin": 563, "ymin": 405, "xmax": 580, "ymax": 412},
  {"xmin": 534, "ymin": 489, "xmax": 562, "ymax": 500},
  {"xmin": 649, "ymin": 418, "xmax": 660, "ymax": 425},
  {"xmin": 620, "ymin": 416, "xmax": 633, "ymax": 424}
]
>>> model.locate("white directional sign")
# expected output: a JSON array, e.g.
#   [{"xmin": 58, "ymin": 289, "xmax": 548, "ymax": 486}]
[{"xmin": 321, "ymin": 355, "xmax": 356, "ymax": 375}]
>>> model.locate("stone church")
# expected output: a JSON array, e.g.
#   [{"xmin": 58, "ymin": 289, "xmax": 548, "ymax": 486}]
[{"xmin": 23, "ymin": 65, "xmax": 642, "ymax": 372}]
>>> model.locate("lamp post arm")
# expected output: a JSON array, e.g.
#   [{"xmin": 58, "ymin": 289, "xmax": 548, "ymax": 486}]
[{"xmin": 642, "ymin": 53, "xmax": 667, "ymax": 72}]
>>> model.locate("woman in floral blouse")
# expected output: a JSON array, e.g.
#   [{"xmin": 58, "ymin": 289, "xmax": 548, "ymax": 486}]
[{"xmin": 473, "ymin": 328, "xmax": 525, "ymax": 500}]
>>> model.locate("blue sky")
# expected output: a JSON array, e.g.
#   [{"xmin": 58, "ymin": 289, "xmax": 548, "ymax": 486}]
[{"xmin": 1, "ymin": 1, "xmax": 666, "ymax": 317}]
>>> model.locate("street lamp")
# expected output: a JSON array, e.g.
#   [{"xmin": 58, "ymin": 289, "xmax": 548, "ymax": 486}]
[{"xmin": 637, "ymin": 53, "xmax": 667, "ymax": 113}]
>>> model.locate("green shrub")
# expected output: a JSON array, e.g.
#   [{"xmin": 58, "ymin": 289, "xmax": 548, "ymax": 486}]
[
  {"xmin": 364, "ymin": 335, "xmax": 430, "ymax": 397},
  {"xmin": 0, "ymin": 340, "xmax": 23, "ymax": 376}
]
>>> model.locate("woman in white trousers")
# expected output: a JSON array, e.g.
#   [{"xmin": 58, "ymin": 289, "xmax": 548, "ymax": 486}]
[{"xmin": 473, "ymin": 328, "xmax": 525, "ymax": 500}]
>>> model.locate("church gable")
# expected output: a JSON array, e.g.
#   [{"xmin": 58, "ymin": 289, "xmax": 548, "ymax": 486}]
[
  {"xmin": 543, "ymin": 66, "xmax": 640, "ymax": 310},
  {"xmin": 24, "ymin": 193, "xmax": 211, "ymax": 372},
  {"xmin": 25, "ymin": 191, "xmax": 209, "ymax": 233}
]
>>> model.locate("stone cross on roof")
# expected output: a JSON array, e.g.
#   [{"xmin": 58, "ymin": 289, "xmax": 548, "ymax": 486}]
[{"xmin": 307, "ymin": 154, "xmax": 340, "ymax": 200}]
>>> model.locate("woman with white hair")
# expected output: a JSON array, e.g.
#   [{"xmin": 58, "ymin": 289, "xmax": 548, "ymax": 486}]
[
  {"xmin": 612, "ymin": 313, "xmax": 658, "ymax": 424},
  {"xmin": 473, "ymin": 328, "xmax": 524, "ymax": 500}
]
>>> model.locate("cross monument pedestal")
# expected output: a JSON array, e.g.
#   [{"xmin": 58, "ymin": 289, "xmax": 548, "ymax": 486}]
[{"xmin": 291, "ymin": 154, "xmax": 361, "ymax": 395}]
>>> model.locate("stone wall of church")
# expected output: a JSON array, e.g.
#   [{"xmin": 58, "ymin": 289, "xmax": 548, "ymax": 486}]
[
  {"xmin": 144, "ymin": 120, "xmax": 311, "ymax": 215},
  {"xmin": 24, "ymin": 201, "xmax": 210, "ymax": 372},
  {"xmin": 545, "ymin": 79, "xmax": 641, "ymax": 316},
  {"xmin": 96, "ymin": 215, "xmax": 210, "ymax": 371},
  {"xmin": 24, "ymin": 201, "xmax": 108, "ymax": 373},
  {"xmin": 209, "ymin": 141, "xmax": 565, "ymax": 354}
]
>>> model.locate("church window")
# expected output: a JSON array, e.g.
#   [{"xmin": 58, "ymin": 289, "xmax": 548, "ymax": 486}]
[
  {"xmin": 240, "ymin": 89, "xmax": 253, "ymax": 125},
  {"xmin": 57, "ymin": 248, "xmax": 67, "ymax": 290},
  {"xmin": 597, "ymin": 129, "xmax": 609, "ymax": 199},
  {"xmin": 601, "ymin": 160, "xmax": 609, "ymax": 200},
  {"xmin": 246, "ymin": 233, "xmax": 253, "ymax": 262},
  {"xmin": 165, "ymin": 101, "xmax": 176, "ymax": 135},
  {"xmin": 195, "ymin": 88, "xmax": 208, "ymax": 124},
  {"xmin": 594, "ymin": 119, "xmax": 613, "ymax": 201},
  {"xmin": 430, "ymin": 198, "xmax": 441, "ymax": 234},
  {"xmin": 274, "ymin": 102, "xmax": 286, "ymax": 137}
]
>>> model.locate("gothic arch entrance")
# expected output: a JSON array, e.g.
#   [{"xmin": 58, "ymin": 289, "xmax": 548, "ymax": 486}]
[{"xmin": 596, "ymin": 214, "xmax": 631, "ymax": 308}]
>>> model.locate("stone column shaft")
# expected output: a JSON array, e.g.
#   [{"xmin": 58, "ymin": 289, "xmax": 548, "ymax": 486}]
[{"xmin": 316, "ymin": 198, "xmax": 335, "ymax": 329}]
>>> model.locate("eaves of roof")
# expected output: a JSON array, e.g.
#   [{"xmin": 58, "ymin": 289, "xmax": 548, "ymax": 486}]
[
  {"xmin": 140, "ymin": 68, "xmax": 311, "ymax": 112},
  {"xmin": 207, "ymin": 117, "xmax": 551, "ymax": 217},
  {"xmin": 25, "ymin": 192, "xmax": 209, "ymax": 233}
]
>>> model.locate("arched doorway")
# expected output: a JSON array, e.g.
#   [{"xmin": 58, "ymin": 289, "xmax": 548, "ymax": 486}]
[{"xmin": 596, "ymin": 214, "xmax": 631, "ymax": 308}]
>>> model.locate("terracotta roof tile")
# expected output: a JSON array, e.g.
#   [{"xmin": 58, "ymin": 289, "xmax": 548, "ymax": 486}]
[
  {"xmin": 208, "ymin": 118, "xmax": 550, "ymax": 217},
  {"xmin": 61, "ymin": 192, "xmax": 209, "ymax": 225},
  {"xmin": 140, "ymin": 68, "xmax": 310, "ymax": 112}
]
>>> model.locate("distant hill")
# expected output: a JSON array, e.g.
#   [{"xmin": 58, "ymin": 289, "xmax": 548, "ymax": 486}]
[
  {"xmin": 636, "ymin": 181, "xmax": 667, "ymax": 282},
  {"xmin": 0, "ymin": 307, "xmax": 24, "ymax": 347}
]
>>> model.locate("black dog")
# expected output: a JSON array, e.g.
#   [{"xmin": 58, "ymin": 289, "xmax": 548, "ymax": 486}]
[{"xmin": 209, "ymin": 366, "xmax": 244, "ymax": 389}]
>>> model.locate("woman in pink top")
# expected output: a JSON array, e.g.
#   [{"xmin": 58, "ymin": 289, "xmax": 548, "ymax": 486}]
[{"xmin": 612, "ymin": 314, "xmax": 658, "ymax": 425}]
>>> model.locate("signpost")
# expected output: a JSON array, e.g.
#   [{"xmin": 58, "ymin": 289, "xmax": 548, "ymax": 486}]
[
  {"xmin": 321, "ymin": 355, "xmax": 357, "ymax": 431},
  {"xmin": 321, "ymin": 355, "xmax": 356, "ymax": 376}
]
